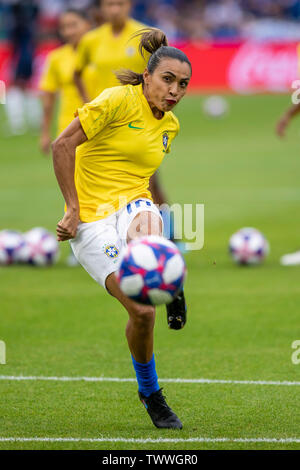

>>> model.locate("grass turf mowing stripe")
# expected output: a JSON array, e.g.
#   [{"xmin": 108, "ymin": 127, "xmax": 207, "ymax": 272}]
[
  {"xmin": 0, "ymin": 437, "xmax": 300, "ymax": 444},
  {"xmin": 0, "ymin": 376, "xmax": 300, "ymax": 386}
]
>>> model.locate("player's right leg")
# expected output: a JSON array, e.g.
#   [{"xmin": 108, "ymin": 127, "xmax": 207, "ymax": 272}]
[
  {"xmin": 120, "ymin": 199, "xmax": 188, "ymax": 331},
  {"xmin": 166, "ymin": 289, "xmax": 187, "ymax": 330},
  {"xmin": 120, "ymin": 208, "xmax": 183, "ymax": 428}
]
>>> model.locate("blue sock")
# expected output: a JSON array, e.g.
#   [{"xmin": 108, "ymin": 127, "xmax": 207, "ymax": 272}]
[{"xmin": 132, "ymin": 354, "xmax": 160, "ymax": 397}]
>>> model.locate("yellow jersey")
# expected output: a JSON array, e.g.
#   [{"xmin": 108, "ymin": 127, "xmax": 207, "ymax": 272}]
[
  {"xmin": 75, "ymin": 19, "xmax": 148, "ymax": 99},
  {"xmin": 75, "ymin": 84, "xmax": 180, "ymax": 222},
  {"xmin": 39, "ymin": 44, "xmax": 95, "ymax": 135}
]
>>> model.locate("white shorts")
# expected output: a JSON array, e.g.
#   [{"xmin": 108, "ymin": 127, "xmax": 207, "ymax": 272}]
[{"xmin": 70, "ymin": 198, "xmax": 163, "ymax": 289}]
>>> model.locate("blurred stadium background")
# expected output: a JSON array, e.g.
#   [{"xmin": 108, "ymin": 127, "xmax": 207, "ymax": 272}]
[
  {"xmin": 2, "ymin": 0, "xmax": 300, "ymax": 92},
  {"xmin": 1, "ymin": 0, "xmax": 300, "ymax": 451}
]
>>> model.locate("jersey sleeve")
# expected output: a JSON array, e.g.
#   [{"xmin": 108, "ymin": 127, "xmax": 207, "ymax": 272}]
[
  {"xmin": 39, "ymin": 53, "xmax": 59, "ymax": 93},
  {"xmin": 76, "ymin": 86, "xmax": 127, "ymax": 140}
]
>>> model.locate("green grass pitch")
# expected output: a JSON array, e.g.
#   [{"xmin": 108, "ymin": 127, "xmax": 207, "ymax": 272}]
[{"xmin": 0, "ymin": 94, "xmax": 300, "ymax": 450}]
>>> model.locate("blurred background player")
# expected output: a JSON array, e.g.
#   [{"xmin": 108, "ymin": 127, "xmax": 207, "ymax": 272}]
[
  {"xmin": 4, "ymin": 0, "xmax": 41, "ymax": 136},
  {"xmin": 39, "ymin": 9, "xmax": 92, "ymax": 154},
  {"xmin": 39, "ymin": 9, "xmax": 92, "ymax": 266},
  {"xmin": 74, "ymin": 0, "xmax": 179, "ymax": 245},
  {"xmin": 276, "ymin": 45, "xmax": 300, "ymax": 266},
  {"xmin": 74, "ymin": 0, "xmax": 146, "ymax": 102}
]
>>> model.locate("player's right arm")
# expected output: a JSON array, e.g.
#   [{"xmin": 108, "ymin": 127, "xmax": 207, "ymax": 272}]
[
  {"xmin": 52, "ymin": 118, "xmax": 88, "ymax": 241},
  {"xmin": 276, "ymin": 102, "xmax": 300, "ymax": 138}
]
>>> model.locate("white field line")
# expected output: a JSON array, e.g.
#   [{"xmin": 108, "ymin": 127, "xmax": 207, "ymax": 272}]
[
  {"xmin": 0, "ymin": 437, "xmax": 300, "ymax": 444},
  {"xmin": 0, "ymin": 375, "xmax": 300, "ymax": 386}
]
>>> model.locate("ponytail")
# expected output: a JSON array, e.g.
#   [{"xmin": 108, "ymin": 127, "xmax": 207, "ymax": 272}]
[
  {"xmin": 115, "ymin": 70, "xmax": 144, "ymax": 86},
  {"xmin": 115, "ymin": 27, "xmax": 191, "ymax": 87},
  {"xmin": 115, "ymin": 28, "xmax": 168, "ymax": 86},
  {"xmin": 136, "ymin": 28, "xmax": 169, "ymax": 58}
]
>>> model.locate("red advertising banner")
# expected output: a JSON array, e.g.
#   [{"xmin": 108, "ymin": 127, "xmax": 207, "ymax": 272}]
[
  {"xmin": 178, "ymin": 40, "xmax": 299, "ymax": 93},
  {"xmin": 0, "ymin": 40, "xmax": 299, "ymax": 93},
  {"xmin": 0, "ymin": 41, "xmax": 59, "ymax": 90}
]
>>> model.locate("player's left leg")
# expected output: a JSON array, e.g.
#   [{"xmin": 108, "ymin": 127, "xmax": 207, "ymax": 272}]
[{"xmin": 106, "ymin": 271, "xmax": 182, "ymax": 429}]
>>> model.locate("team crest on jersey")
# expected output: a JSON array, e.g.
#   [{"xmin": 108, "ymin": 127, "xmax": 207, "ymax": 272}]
[
  {"xmin": 103, "ymin": 244, "xmax": 119, "ymax": 259},
  {"xmin": 162, "ymin": 132, "xmax": 169, "ymax": 150}
]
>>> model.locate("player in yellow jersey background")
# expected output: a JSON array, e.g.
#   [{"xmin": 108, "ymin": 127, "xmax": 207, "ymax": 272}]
[
  {"xmin": 39, "ymin": 9, "xmax": 93, "ymax": 154},
  {"xmin": 275, "ymin": 43, "xmax": 300, "ymax": 266},
  {"xmin": 74, "ymin": 0, "xmax": 147, "ymax": 102},
  {"xmin": 52, "ymin": 28, "xmax": 192, "ymax": 428}
]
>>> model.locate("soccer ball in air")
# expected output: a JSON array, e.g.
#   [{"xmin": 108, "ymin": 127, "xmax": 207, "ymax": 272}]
[
  {"xmin": 229, "ymin": 227, "xmax": 270, "ymax": 265},
  {"xmin": 0, "ymin": 230, "xmax": 24, "ymax": 265},
  {"xmin": 19, "ymin": 227, "xmax": 59, "ymax": 266},
  {"xmin": 117, "ymin": 236, "xmax": 187, "ymax": 305},
  {"xmin": 203, "ymin": 95, "xmax": 229, "ymax": 118}
]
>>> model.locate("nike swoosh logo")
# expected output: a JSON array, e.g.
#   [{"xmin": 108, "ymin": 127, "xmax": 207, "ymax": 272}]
[{"xmin": 128, "ymin": 121, "xmax": 144, "ymax": 130}]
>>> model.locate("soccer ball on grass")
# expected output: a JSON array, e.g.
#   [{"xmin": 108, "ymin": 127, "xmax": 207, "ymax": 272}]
[
  {"xmin": 229, "ymin": 227, "xmax": 269, "ymax": 265},
  {"xmin": 0, "ymin": 230, "xmax": 24, "ymax": 265},
  {"xmin": 18, "ymin": 227, "xmax": 59, "ymax": 266}
]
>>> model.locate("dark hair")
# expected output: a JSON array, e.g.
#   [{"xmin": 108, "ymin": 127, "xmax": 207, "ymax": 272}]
[
  {"xmin": 115, "ymin": 28, "xmax": 192, "ymax": 86},
  {"xmin": 61, "ymin": 8, "xmax": 90, "ymax": 22}
]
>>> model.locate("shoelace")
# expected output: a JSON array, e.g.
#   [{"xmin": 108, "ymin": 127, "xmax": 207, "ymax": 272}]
[{"xmin": 150, "ymin": 389, "xmax": 173, "ymax": 418}]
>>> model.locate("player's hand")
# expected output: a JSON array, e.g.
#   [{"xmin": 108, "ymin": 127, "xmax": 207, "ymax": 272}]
[
  {"xmin": 40, "ymin": 133, "xmax": 52, "ymax": 155},
  {"xmin": 56, "ymin": 211, "xmax": 79, "ymax": 242},
  {"xmin": 276, "ymin": 115, "xmax": 289, "ymax": 138}
]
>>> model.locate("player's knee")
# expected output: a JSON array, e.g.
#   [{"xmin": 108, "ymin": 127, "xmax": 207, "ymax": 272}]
[
  {"xmin": 129, "ymin": 304, "xmax": 155, "ymax": 329},
  {"xmin": 127, "ymin": 212, "xmax": 162, "ymax": 243}
]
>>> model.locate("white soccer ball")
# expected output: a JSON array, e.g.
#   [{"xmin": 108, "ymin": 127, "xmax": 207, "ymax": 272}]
[
  {"xmin": 117, "ymin": 235, "xmax": 187, "ymax": 305},
  {"xmin": 203, "ymin": 95, "xmax": 229, "ymax": 118},
  {"xmin": 0, "ymin": 230, "xmax": 25, "ymax": 265},
  {"xmin": 229, "ymin": 227, "xmax": 270, "ymax": 265},
  {"xmin": 19, "ymin": 227, "xmax": 59, "ymax": 266}
]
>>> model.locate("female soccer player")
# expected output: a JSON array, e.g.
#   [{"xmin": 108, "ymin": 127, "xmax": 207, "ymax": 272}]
[
  {"xmin": 276, "ymin": 94, "xmax": 300, "ymax": 265},
  {"xmin": 51, "ymin": 29, "xmax": 192, "ymax": 429},
  {"xmin": 74, "ymin": 0, "xmax": 177, "ymax": 241},
  {"xmin": 39, "ymin": 9, "xmax": 92, "ymax": 154}
]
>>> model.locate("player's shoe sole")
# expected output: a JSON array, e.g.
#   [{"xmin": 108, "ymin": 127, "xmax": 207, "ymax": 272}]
[
  {"xmin": 138, "ymin": 388, "xmax": 183, "ymax": 429},
  {"xmin": 166, "ymin": 290, "xmax": 187, "ymax": 330}
]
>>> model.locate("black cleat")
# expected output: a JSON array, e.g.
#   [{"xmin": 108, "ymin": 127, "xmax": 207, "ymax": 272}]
[
  {"xmin": 138, "ymin": 388, "xmax": 183, "ymax": 429},
  {"xmin": 166, "ymin": 290, "xmax": 187, "ymax": 330}
]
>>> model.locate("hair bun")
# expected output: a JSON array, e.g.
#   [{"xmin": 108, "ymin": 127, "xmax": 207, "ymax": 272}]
[{"xmin": 132, "ymin": 28, "xmax": 169, "ymax": 58}]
